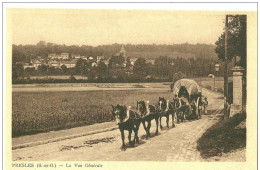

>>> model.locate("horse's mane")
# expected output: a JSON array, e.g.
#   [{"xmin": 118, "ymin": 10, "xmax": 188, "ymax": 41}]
[
  {"xmin": 115, "ymin": 105, "xmax": 127, "ymax": 114},
  {"xmin": 138, "ymin": 101, "xmax": 146, "ymax": 107},
  {"xmin": 158, "ymin": 97, "xmax": 167, "ymax": 111},
  {"xmin": 137, "ymin": 101, "xmax": 147, "ymax": 114}
]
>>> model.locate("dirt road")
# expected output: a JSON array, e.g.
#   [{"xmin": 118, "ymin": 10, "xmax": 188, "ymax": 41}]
[{"xmin": 13, "ymin": 88, "xmax": 223, "ymax": 161}]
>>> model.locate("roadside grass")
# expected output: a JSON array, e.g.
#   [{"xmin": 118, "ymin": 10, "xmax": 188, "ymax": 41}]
[{"xmin": 197, "ymin": 112, "xmax": 246, "ymax": 158}]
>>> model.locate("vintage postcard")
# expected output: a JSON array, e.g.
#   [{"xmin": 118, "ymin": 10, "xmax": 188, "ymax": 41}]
[{"xmin": 2, "ymin": 2, "xmax": 257, "ymax": 170}]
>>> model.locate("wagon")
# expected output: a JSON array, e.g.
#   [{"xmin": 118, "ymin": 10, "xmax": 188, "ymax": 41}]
[{"xmin": 172, "ymin": 79, "xmax": 203, "ymax": 118}]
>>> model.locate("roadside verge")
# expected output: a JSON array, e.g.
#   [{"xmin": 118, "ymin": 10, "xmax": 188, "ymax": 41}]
[{"xmin": 12, "ymin": 122, "xmax": 117, "ymax": 150}]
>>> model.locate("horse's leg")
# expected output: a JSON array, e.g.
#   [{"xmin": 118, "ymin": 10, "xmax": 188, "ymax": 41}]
[
  {"xmin": 142, "ymin": 121, "xmax": 148, "ymax": 137},
  {"xmin": 172, "ymin": 112, "xmax": 176, "ymax": 127},
  {"xmin": 159, "ymin": 115, "xmax": 163, "ymax": 129},
  {"xmin": 181, "ymin": 110, "xmax": 184, "ymax": 122},
  {"xmin": 166, "ymin": 113, "xmax": 169, "ymax": 128},
  {"xmin": 134, "ymin": 122, "xmax": 140, "ymax": 143},
  {"xmin": 120, "ymin": 127, "xmax": 125, "ymax": 150},
  {"xmin": 128, "ymin": 129, "xmax": 133, "ymax": 147},
  {"xmin": 155, "ymin": 116, "xmax": 159, "ymax": 135},
  {"xmin": 147, "ymin": 121, "xmax": 151, "ymax": 137},
  {"xmin": 176, "ymin": 111, "xmax": 180, "ymax": 124}
]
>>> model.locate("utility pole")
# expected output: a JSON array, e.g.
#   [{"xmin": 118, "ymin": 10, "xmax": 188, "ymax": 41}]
[{"xmin": 224, "ymin": 15, "xmax": 229, "ymax": 119}]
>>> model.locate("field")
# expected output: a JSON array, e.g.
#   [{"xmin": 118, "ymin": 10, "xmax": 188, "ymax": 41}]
[
  {"xmin": 194, "ymin": 77, "xmax": 230, "ymax": 92},
  {"xmin": 28, "ymin": 75, "xmax": 89, "ymax": 80},
  {"xmin": 12, "ymin": 78, "xmax": 226, "ymax": 137},
  {"xmin": 12, "ymin": 89, "xmax": 173, "ymax": 137}
]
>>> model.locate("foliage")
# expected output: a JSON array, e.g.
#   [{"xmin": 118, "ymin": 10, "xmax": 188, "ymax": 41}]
[
  {"xmin": 75, "ymin": 58, "xmax": 89, "ymax": 75},
  {"xmin": 215, "ymin": 15, "xmax": 247, "ymax": 68},
  {"xmin": 12, "ymin": 42, "xmax": 217, "ymax": 63},
  {"xmin": 70, "ymin": 75, "xmax": 76, "ymax": 82},
  {"xmin": 12, "ymin": 63, "xmax": 24, "ymax": 81},
  {"xmin": 108, "ymin": 55, "xmax": 125, "ymax": 68},
  {"xmin": 133, "ymin": 57, "xmax": 147, "ymax": 77},
  {"xmin": 61, "ymin": 64, "xmax": 67, "ymax": 74},
  {"xmin": 126, "ymin": 57, "xmax": 132, "ymax": 68},
  {"xmin": 96, "ymin": 61, "xmax": 108, "ymax": 78},
  {"xmin": 12, "ymin": 41, "xmax": 222, "ymax": 83},
  {"xmin": 37, "ymin": 65, "xmax": 49, "ymax": 75}
]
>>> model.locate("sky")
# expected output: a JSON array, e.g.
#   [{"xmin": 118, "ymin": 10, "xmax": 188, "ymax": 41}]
[{"xmin": 9, "ymin": 9, "xmax": 225, "ymax": 46}]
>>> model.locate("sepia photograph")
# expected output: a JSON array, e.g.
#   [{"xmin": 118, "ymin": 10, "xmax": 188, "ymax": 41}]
[{"xmin": 2, "ymin": 2, "xmax": 258, "ymax": 170}]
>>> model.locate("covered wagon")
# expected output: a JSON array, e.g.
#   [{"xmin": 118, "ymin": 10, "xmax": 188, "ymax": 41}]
[{"xmin": 172, "ymin": 79, "xmax": 202, "ymax": 118}]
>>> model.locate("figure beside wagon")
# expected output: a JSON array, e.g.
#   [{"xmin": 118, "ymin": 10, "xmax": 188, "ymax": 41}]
[{"xmin": 111, "ymin": 79, "xmax": 209, "ymax": 150}]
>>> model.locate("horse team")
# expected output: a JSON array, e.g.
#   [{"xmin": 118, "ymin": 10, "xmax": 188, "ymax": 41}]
[{"xmin": 111, "ymin": 96, "xmax": 202, "ymax": 150}]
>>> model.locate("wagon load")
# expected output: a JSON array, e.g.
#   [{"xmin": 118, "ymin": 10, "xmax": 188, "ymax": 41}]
[
  {"xmin": 173, "ymin": 79, "xmax": 202, "ymax": 100},
  {"xmin": 173, "ymin": 79, "xmax": 202, "ymax": 118}
]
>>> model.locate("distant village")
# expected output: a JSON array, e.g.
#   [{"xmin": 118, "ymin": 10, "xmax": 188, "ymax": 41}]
[{"xmin": 20, "ymin": 45, "xmax": 155, "ymax": 71}]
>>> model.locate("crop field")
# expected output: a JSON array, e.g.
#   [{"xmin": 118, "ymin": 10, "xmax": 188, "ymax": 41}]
[
  {"xmin": 12, "ymin": 89, "xmax": 173, "ymax": 137},
  {"xmin": 193, "ymin": 77, "xmax": 229, "ymax": 92},
  {"xmin": 12, "ymin": 78, "xmax": 226, "ymax": 137}
]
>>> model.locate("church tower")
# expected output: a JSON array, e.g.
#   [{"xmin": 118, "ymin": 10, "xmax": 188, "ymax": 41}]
[{"xmin": 119, "ymin": 45, "xmax": 126, "ymax": 58}]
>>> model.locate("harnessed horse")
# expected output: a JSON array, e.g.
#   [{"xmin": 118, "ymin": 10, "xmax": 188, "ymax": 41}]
[
  {"xmin": 136, "ymin": 101, "xmax": 159, "ymax": 138},
  {"xmin": 111, "ymin": 104, "xmax": 141, "ymax": 150},
  {"xmin": 158, "ymin": 97, "xmax": 176, "ymax": 128}
]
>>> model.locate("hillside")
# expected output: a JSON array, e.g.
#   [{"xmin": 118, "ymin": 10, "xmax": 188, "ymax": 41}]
[{"xmin": 12, "ymin": 42, "xmax": 218, "ymax": 63}]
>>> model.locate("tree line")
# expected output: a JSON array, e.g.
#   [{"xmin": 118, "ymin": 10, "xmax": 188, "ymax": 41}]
[
  {"xmin": 12, "ymin": 42, "xmax": 217, "ymax": 64},
  {"xmin": 13, "ymin": 53, "xmax": 225, "ymax": 84}
]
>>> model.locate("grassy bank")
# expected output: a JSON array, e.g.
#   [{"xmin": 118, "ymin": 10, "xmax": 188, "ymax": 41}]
[{"xmin": 197, "ymin": 112, "xmax": 246, "ymax": 158}]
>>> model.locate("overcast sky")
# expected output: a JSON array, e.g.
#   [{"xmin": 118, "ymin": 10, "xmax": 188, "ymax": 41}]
[{"xmin": 10, "ymin": 9, "xmax": 225, "ymax": 46}]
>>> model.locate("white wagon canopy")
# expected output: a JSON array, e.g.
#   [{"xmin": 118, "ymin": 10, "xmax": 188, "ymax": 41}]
[{"xmin": 173, "ymin": 79, "xmax": 202, "ymax": 102}]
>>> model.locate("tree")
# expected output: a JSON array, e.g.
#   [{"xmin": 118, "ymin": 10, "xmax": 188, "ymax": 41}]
[
  {"xmin": 215, "ymin": 15, "xmax": 247, "ymax": 68},
  {"xmin": 75, "ymin": 58, "xmax": 88, "ymax": 75},
  {"xmin": 96, "ymin": 62, "xmax": 108, "ymax": 78},
  {"xmin": 48, "ymin": 66, "xmax": 56, "ymax": 75},
  {"xmin": 12, "ymin": 63, "xmax": 24, "ymax": 80},
  {"xmin": 108, "ymin": 55, "xmax": 125, "ymax": 68},
  {"xmin": 133, "ymin": 57, "xmax": 147, "ymax": 77},
  {"xmin": 24, "ymin": 67, "xmax": 36, "ymax": 77},
  {"xmin": 37, "ymin": 65, "xmax": 49, "ymax": 75},
  {"xmin": 126, "ymin": 57, "xmax": 132, "ymax": 68},
  {"xmin": 154, "ymin": 56, "xmax": 172, "ymax": 78},
  {"xmin": 61, "ymin": 64, "xmax": 67, "ymax": 74}
]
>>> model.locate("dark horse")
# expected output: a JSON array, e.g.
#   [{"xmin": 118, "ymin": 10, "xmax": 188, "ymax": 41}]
[
  {"xmin": 136, "ymin": 101, "xmax": 159, "ymax": 138},
  {"xmin": 158, "ymin": 97, "xmax": 176, "ymax": 129},
  {"xmin": 111, "ymin": 104, "xmax": 141, "ymax": 150}
]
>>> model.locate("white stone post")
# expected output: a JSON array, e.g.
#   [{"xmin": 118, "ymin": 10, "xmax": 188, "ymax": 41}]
[{"xmin": 230, "ymin": 66, "xmax": 244, "ymax": 117}]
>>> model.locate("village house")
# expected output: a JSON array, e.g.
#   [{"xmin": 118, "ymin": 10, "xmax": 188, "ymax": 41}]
[
  {"xmin": 48, "ymin": 53, "xmax": 69, "ymax": 60},
  {"xmin": 91, "ymin": 62, "xmax": 97, "ymax": 67},
  {"xmin": 59, "ymin": 53, "xmax": 69, "ymax": 60},
  {"xmin": 71, "ymin": 54, "xmax": 81, "ymax": 59},
  {"xmin": 97, "ymin": 56, "xmax": 105, "ymax": 62},
  {"xmin": 48, "ymin": 54, "xmax": 56, "ymax": 59},
  {"xmin": 61, "ymin": 59, "xmax": 77, "ymax": 68},
  {"xmin": 146, "ymin": 59, "xmax": 155, "ymax": 65},
  {"xmin": 19, "ymin": 62, "xmax": 36, "ymax": 70},
  {"xmin": 103, "ymin": 59, "xmax": 110, "ymax": 66},
  {"xmin": 81, "ymin": 56, "xmax": 88, "ymax": 60},
  {"xmin": 31, "ymin": 59, "xmax": 42, "ymax": 69},
  {"xmin": 130, "ymin": 58, "xmax": 138, "ymax": 65},
  {"xmin": 48, "ymin": 60, "xmax": 60, "ymax": 68}
]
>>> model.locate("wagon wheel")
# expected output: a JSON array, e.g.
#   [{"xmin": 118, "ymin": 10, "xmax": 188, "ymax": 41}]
[
  {"xmin": 195, "ymin": 97, "xmax": 201, "ymax": 119},
  {"xmin": 173, "ymin": 111, "xmax": 178, "ymax": 124}
]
